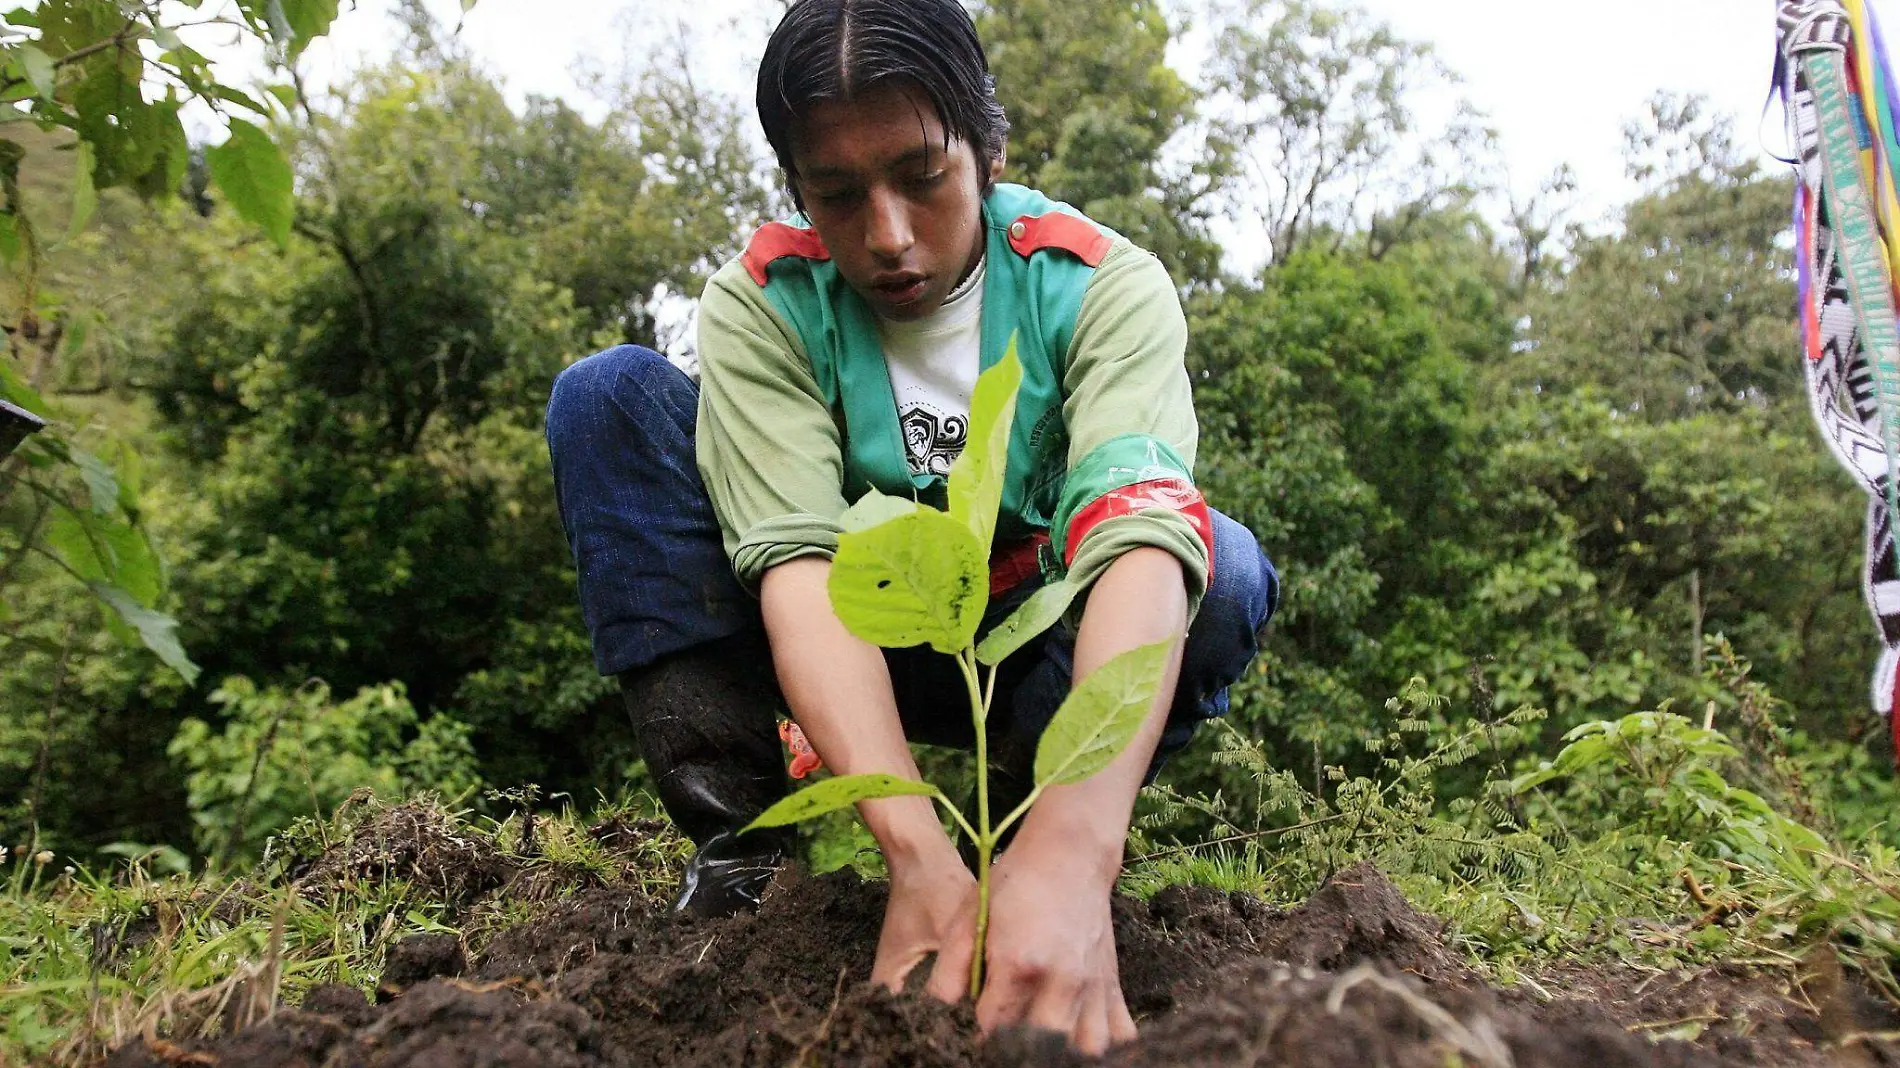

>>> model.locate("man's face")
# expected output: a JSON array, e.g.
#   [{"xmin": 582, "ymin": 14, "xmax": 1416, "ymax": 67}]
[{"xmin": 791, "ymin": 82, "xmax": 1002, "ymax": 322}]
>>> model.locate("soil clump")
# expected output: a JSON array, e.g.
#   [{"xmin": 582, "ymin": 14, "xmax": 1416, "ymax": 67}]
[
  {"xmin": 295, "ymin": 798, "xmax": 511, "ymax": 908},
  {"xmin": 106, "ymin": 863, "xmax": 1897, "ymax": 1068}
]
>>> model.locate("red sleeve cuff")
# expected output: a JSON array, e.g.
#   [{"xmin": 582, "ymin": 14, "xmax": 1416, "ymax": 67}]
[{"xmin": 1062, "ymin": 478, "xmax": 1214, "ymax": 580}]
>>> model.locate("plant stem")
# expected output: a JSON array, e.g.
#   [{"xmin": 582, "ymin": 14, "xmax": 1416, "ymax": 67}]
[
  {"xmin": 958, "ymin": 649, "xmax": 992, "ymax": 998},
  {"xmin": 972, "ymin": 837, "xmax": 992, "ymax": 996}
]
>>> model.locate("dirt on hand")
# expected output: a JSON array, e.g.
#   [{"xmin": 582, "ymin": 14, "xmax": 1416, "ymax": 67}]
[{"xmin": 106, "ymin": 862, "xmax": 1899, "ymax": 1068}]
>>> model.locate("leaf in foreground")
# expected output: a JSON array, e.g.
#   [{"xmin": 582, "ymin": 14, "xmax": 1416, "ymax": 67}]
[
  {"xmin": 839, "ymin": 488, "xmax": 918, "ymax": 533},
  {"xmin": 207, "ymin": 119, "xmax": 294, "ymax": 249},
  {"xmin": 829, "ymin": 506, "xmax": 986, "ymax": 653},
  {"xmin": 948, "ymin": 341, "xmax": 1022, "ymax": 553},
  {"xmin": 47, "ymin": 509, "xmax": 161, "ymax": 606},
  {"xmin": 743, "ymin": 773, "xmax": 939, "ymax": 831},
  {"xmin": 976, "ymin": 578, "xmax": 1080, "ymax": 665},
  {"xmin": 90, "ymin": 584, "xmax": 200, "ymax": 685},
  {"xmin": 1034, "ymin": 638, "xmax": 1173, "ymax": 787}
]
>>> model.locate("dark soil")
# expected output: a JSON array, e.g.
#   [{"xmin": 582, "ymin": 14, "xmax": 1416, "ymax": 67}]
[{"xmin": 106, "ymin": 859, "xmax": 1900, "ymax": 1068}]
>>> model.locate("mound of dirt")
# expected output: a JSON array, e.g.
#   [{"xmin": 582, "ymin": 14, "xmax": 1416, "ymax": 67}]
[
  {"xmin": 1251, "ymin": 861, "xmax": 1467, "ymax": 984},
  {"xmin": 106, "ymin": 865, "xmax": 1898, "ymax": 1068},
  {"xmin": 1108, "ymin": 963, "xmax": 1725, "ymax": 1068},
  {"xmin": 297, "ymin": 798, "xmax": 512, "ymax": 907}
]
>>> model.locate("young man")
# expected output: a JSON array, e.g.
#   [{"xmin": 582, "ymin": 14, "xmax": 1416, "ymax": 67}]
[{"xmin": 546, "ymin": 0, "xmax": 1277, "ymax": 1054}]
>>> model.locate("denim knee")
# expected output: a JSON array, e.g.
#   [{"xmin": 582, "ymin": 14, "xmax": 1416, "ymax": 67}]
[
  {"xmin": 1206, "ymin": 511, "xmax": 1279, "ymax": 636},
  {"xmin": 545, "ymin": 344, "xmax": 749, "ymax": 675},
  {"xmin": 1170, "ymin": 511, "xmax": 1277, "ymax": 724},
  {"xmin": 546, "ymin": 345, "xmax": 695, "ymax": 455}
]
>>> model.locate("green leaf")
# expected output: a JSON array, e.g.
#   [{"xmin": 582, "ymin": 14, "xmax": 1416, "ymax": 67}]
[
  {"xmin": 976, "ymin": 578, "xmax": 1079, "ymax": 665},
  {"xmin": 67, "ymin": 140, "xmax": 95, "ymax": 240},
  {"xmin": 828, "ymin": 505, "xmax": 986, "ymax": 653},
  {"xmin": 268, "ymin": 0, "xmax": 339, "ymax": 58},
  {"xmin": 0, "ymin": 355, "xmax": 46, "ymax": 415},
  {"xmin": 839, "ymin": 488, "xmax": 917, "ymax": 533},
  {"xmin": 211, "ymin": 84, "xmax": 271, "ymax": 118},
  {"xmin": 151, "ymin": 24, "xmax": 185, "ymax": 52},
  {"xmin": 68, "ymin": 447, "xmax": 118, "ymax": 514},
  {"xmin": 947, "ymin": 338, "xmax": 1022, "ymax": 553},
  {"xmin": 1033, "ymin": 638, "xmax": 1173, "ymax": 787},
  {"xmin": 46, "ymin": 508, "xmax": 161, "ymax": 605},
  {"xmin": 207, "ymin": 118, "xmax": 292, "ymax": 248},
  {"xmin": 128, "ymin": 99, "xmax": 189, "ymax": 201},
  {"xmin": 742, "ymin": 773, "xmax": 940, "ymax": 831},
  {"xmin": 89, "ymin": 583, "xmax": 199, "ymax": 684},
  {"xmin": 18, "ymin": 44, "xmax": 53, "ymax": 99}
]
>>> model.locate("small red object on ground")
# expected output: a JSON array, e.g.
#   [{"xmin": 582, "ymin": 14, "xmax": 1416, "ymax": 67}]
[{"xmin": 778, "ymin": 720, "xmax": 823, "ymax": 779}]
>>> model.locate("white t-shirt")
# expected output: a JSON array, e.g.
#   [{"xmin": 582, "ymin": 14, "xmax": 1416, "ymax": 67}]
[{"xmin": 876, "ymin": 256, "xmax": 985, "ymax": 478}]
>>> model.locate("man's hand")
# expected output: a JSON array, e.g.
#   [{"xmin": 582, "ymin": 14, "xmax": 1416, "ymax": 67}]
[
  {"xmin": 871, "ymin": 846, "xmax": 978, "ymax": 992},
  {"xmin": 878, "ymin": 828, "xmax": 1137, "ymax": 1057},
  {"xmin": 967, "ymin": 827, "xmax": 1138, "ymax": 1056}
]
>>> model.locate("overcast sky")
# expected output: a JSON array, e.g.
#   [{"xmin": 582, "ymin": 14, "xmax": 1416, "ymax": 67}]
[{"xmin": 281, "ymin": 0, "xmax": 1898, "ymax": 234}]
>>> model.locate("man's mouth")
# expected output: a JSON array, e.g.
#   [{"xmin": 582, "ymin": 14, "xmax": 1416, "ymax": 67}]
[{"xmin": 871, "ymin": 275, "xmax": 929, "ymax": 306}]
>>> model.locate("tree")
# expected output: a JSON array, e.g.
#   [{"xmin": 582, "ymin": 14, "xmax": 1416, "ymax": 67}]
[
  {"xmin": 0, "ymin": 0, "xmax": 334, "ymax": 690},
  {"xmin": 1184, "ymin": 243, "xmax": 1495, "ymax": 769},
  {"xmin": 1201, "ymin": 0, "xmax": 1490, "ymax": 264},
  {"xmin": 1504, "ymin": 95, "xmax": 1799, "ymax": 419},
  {"xmin": 973, "ymin": 0, "xmax": 1221, "ymax": 280}
]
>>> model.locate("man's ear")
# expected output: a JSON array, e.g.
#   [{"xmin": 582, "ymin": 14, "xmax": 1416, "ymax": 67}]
[{"xmin": 987, "ymin": 150, "xmax": 1006, "ymax": 184}]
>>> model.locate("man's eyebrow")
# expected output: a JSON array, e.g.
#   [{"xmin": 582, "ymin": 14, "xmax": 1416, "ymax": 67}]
[{"xmin": 801, "ymin": 145, "xmax": 938, "ymax": 182}]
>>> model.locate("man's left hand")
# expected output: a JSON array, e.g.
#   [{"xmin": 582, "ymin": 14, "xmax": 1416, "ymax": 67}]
[{"xmin": 954, "ymin": 831, "xmax": 1138, "ymax": 1056}]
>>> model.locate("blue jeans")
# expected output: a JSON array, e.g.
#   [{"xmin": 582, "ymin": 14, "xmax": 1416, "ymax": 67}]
[{"xmin": 546, "ymin": 345, "xmax": 1279, "ymax": 777}]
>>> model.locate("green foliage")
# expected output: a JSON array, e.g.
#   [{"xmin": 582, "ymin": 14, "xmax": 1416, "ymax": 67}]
[
  {"xmin": 946, "ymin": 345, "xmax": 1022, "ymax": 552},
  {"xmin": 1131, "ymin": 658, "xmax": 1900, "ymax": 1006},
  {"xmin": 0, "ymin": 0, "xmax": 333, "ymax": 689},
  {"xmin": 829, "ymin": 498, "xmax": 989, "ymax": 654},
  {"xmin": 975, "ymin": 577, "xmax": 1080, "ymax": 666},
  {"xmin": 1503, "ymin": 93, "xmax": 1798, "ymax": 419},
  {"xmin": 4, "ymin": 367, "xmax": 199, "ymax": 682},
  {"xmin": 746, "ymin": 774, "xmax": 945, "ymax": 830},
  {"xmin": 169, "ymin": 678, "xmax": 482, "ymax": 861},
  {"xmin": 1033, "ymin": 640, "xmax": 1172, "ymax": 789}
]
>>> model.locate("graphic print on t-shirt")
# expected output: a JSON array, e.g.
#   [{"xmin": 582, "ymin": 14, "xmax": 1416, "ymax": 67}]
[
  {"xmin": 878, "ymin": 253, "xmax": 985, "ymax": 481},
  {"xmin": 900, "ymin": 401, "xmax": 969, "ymax": 478}
]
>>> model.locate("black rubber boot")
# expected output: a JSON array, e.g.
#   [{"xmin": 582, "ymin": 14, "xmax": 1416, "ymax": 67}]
[{"xmin": 619, "ymin": 631, "xmax": 793, "ymax": 918}]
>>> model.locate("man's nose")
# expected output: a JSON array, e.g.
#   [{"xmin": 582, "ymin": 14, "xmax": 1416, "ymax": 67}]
[{"xmin": 865, "ymin": 187, "xmax": 914, "ymax": 262}]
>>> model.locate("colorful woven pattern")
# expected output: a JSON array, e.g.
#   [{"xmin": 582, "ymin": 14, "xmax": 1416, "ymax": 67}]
[{"xmin": 1779, "ymin": 0, "xmax": 1900, "ymax": 735}]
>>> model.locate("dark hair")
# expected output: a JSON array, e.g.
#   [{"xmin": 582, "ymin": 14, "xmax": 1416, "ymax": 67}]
[{"xmin": 756, "ymin": 0, "xmax": 1010, "ymax": 209}]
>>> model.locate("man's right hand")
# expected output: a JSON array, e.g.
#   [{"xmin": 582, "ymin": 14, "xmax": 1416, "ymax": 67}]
[{"xmin": 871, "ymin": 844, "xmax": 978, "ymax": 993}]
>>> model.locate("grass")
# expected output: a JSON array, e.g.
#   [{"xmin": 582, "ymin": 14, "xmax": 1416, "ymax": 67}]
[{"xmin": 0, "ymin": 792, "xmax": 692, "ymax": 1065}]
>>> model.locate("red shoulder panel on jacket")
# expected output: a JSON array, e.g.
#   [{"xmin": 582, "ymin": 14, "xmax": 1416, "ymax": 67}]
[
  {"xmin": 742, "ymin": 222, "xmax": 831, "ymax": 285},
  {"xmin": 1007, "ymin": 212, "xmax": 1112, "ymax": 267}
]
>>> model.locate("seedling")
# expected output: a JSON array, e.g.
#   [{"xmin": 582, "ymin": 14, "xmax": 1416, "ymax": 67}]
[{"xmin": 741, "ymin": 339, "xmax": 1175, "ymax": 997}]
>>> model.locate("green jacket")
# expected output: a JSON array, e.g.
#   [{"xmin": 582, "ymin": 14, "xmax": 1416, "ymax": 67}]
[{"xmin": 695, "ymin": 184, "xmax": 1211, "ymax": 610}]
